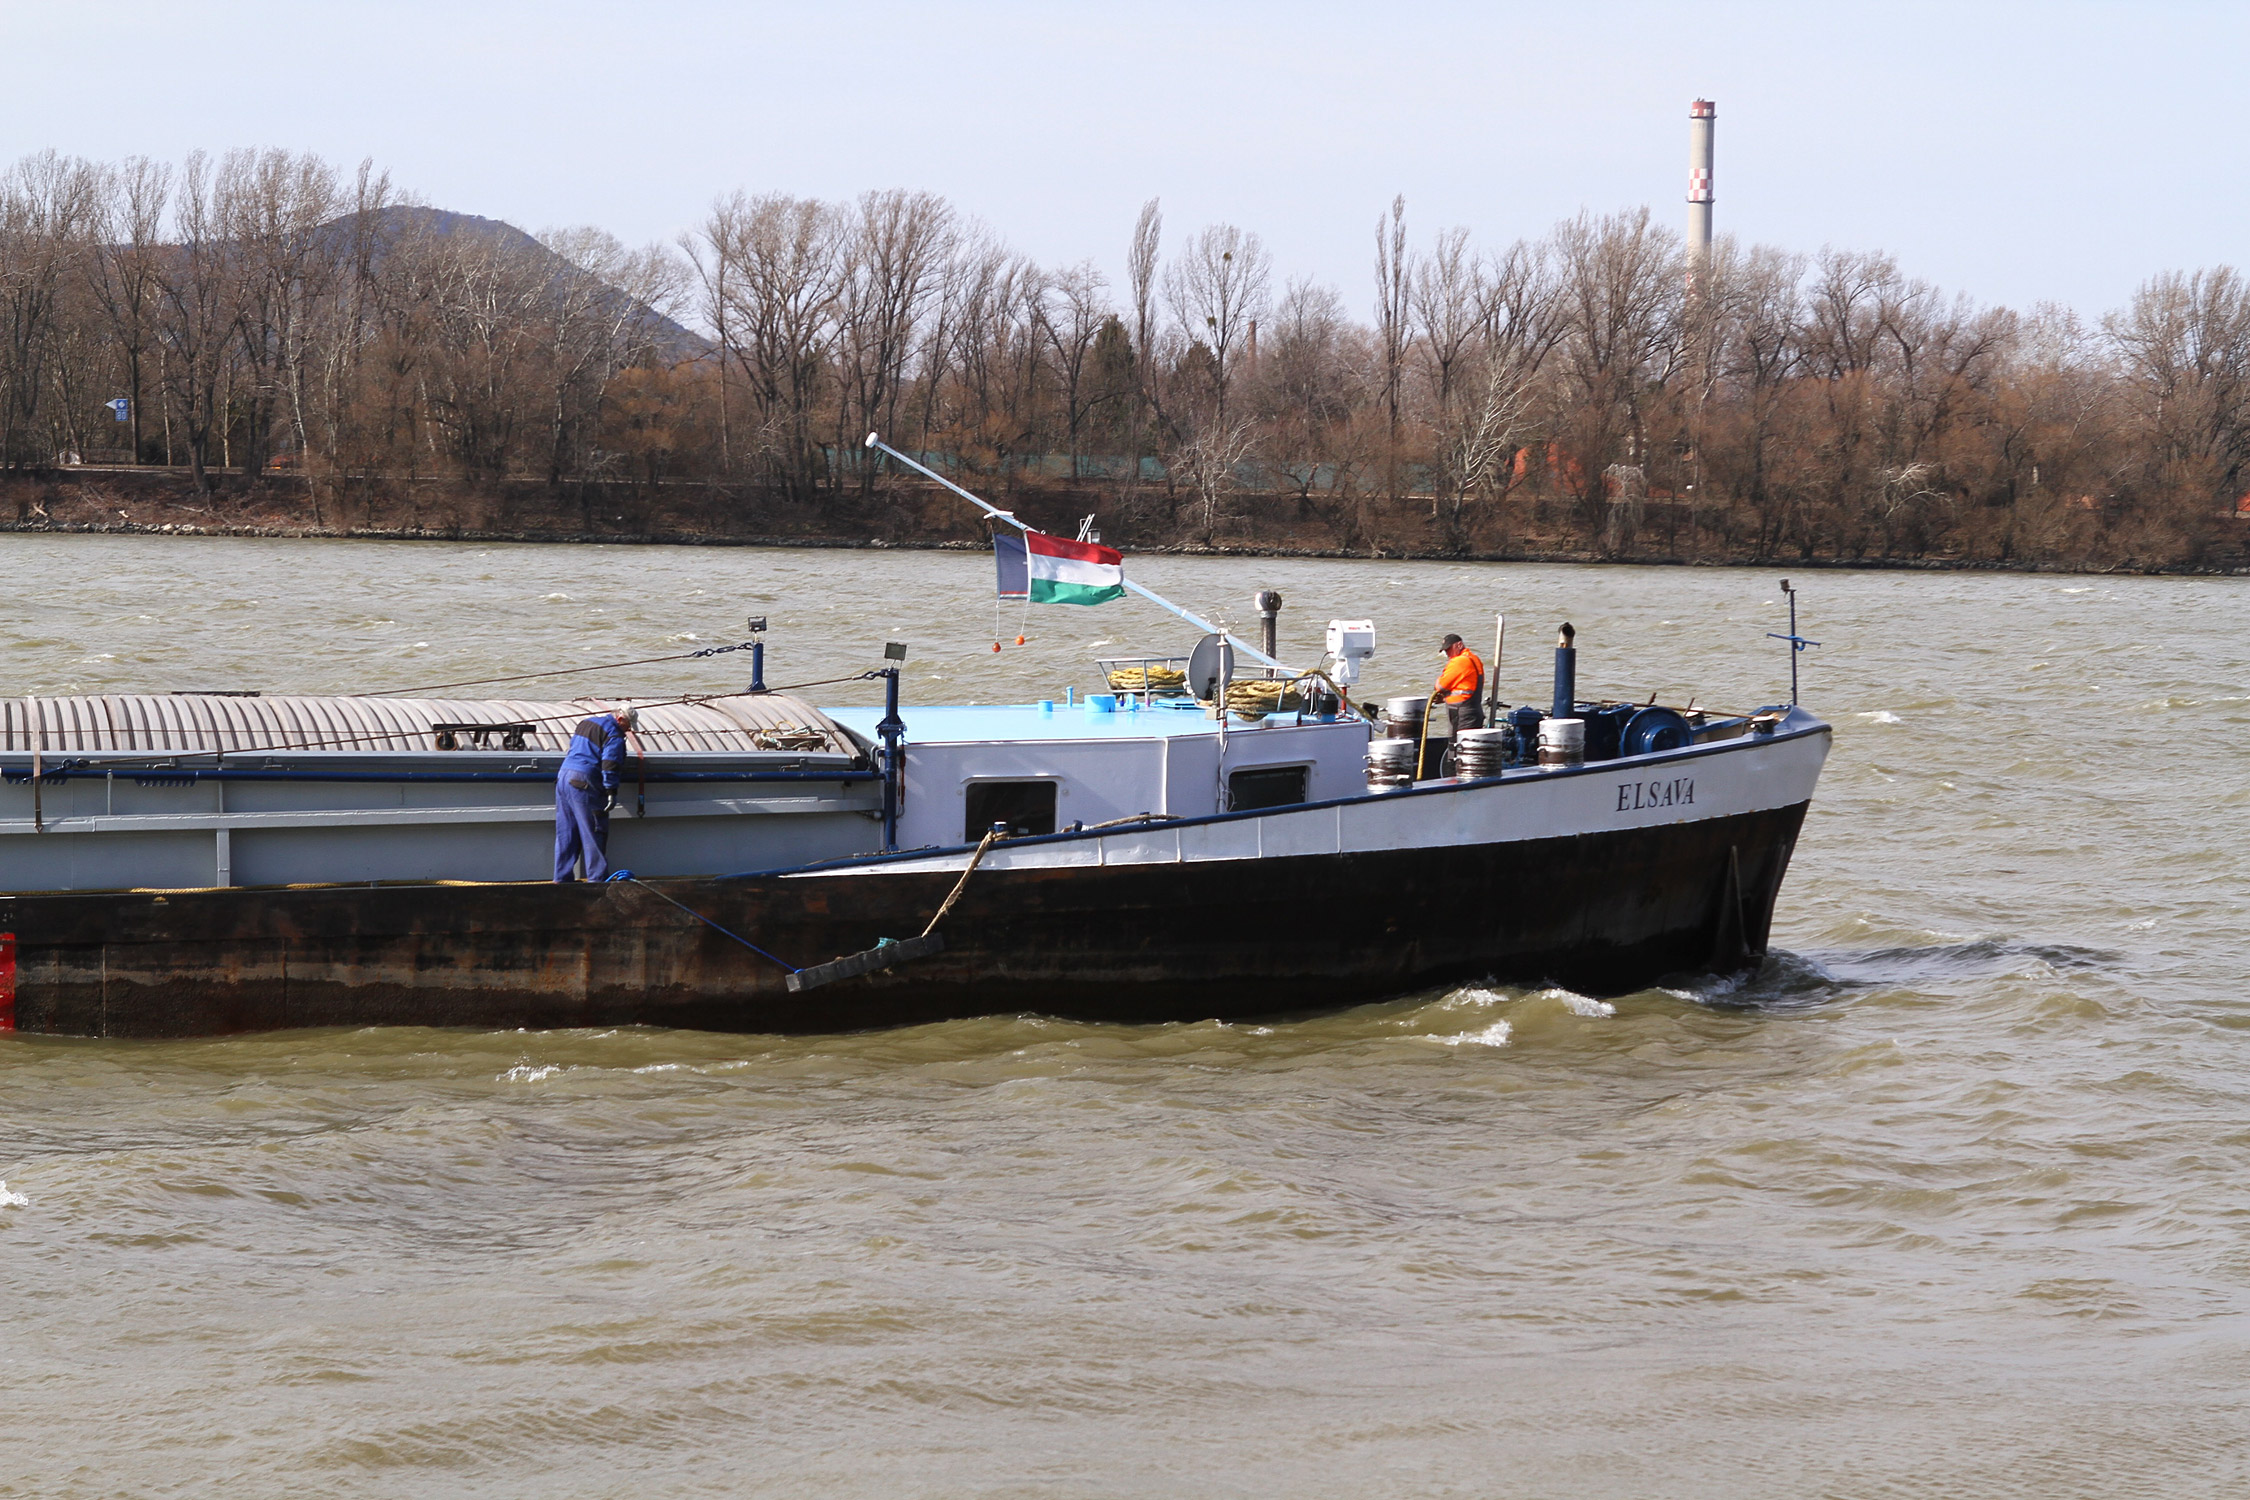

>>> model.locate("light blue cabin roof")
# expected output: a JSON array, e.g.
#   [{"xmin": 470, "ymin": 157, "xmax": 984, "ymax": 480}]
[{"xmin": 824, "ymin": 700, "xmax": 1366, "ymax": 745}]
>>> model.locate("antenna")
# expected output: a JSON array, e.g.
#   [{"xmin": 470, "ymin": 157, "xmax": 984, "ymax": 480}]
[{"xmin": 1764, "ymin": 579, "xmax": 1821, "ymax": 705}]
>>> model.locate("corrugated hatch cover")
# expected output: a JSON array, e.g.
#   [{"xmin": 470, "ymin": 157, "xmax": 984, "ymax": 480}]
[{"xmin": 0, "ymin": 693, "xmax": 857, "ymax": 757}]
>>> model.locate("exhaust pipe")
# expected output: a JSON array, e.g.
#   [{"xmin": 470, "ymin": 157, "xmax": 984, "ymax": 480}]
[{"xmin": 1551, "ymin": 622, "xmax": 1577, "ymax": 722}]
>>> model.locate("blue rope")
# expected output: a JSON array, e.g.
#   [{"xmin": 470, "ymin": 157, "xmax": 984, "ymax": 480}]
[{"xmin": 606, "ymin": 870, "xmax": 801, "ymax": 974}]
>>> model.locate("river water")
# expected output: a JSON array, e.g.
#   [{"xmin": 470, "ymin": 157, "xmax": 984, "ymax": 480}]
[{"xmin": 2, "ymin": 535, "xmax": 2246, "ymax": 1497}]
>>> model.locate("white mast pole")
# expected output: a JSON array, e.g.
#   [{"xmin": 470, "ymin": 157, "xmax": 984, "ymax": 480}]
[{"xmin": 863, "ymin": 434, "xmax": 1293, "ymax": 673}]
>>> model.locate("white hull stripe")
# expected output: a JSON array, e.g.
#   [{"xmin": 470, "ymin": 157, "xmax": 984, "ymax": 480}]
[{"xmin": 773, "ymin": 721, "xmax": 1832, "ymax": 880}]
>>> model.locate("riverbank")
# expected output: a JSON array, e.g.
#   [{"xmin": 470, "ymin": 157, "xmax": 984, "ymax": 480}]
[{"xmin": 8, "ymin": 467, "xmax": 2247, "ymax": 575}]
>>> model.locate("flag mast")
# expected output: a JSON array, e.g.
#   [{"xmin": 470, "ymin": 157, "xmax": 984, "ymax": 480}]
[{"xmin": 863, "ymin": 434, "xmax": 1294, "ymax": 673}]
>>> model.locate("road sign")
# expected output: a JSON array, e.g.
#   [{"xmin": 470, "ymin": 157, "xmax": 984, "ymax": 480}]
[{"xmin": 105, "ymin": 398, "xmax": 130, "ymax": 422}]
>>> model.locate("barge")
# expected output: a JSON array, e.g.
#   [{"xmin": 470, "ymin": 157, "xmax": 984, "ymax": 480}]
[
  {"xmin": 0, "ymin": 450, "xmax": 1830, "ymax": 1039},
  {"xmin": 0, "ymin": 649, "xmax": 1827, "ymax": 1038}
]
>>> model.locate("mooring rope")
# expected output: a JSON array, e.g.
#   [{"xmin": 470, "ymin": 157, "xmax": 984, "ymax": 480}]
[
  {"xmin": 606, "ymin": 871, "xmax": 801, "ymax": 974},
  {"xmin": 921, "ymin": 826, "xmax": 1005, "ymax": 939},
  {"xmin": 375, "ymin": 639, "xmax": 761, "ymax": 697}
]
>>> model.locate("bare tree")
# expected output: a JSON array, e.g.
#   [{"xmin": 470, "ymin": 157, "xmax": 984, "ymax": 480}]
[
  {"xmin": 1411, "ymin": 227, "xmax": 1481, "ymax": 424},
  {"xmin": 297, "ymin": 160, "xmax": 393, "ymax": 516},
  {"xmin": 1704, "ymin": 240, "xmax": 1807, "ymax": 554},
  {"xmin": 1037, "ymin": 260, "xmax": 1112, "ymax": 480},
  {"xmin": 1430, "ymin": 339, "xmax": 1541, "ymax": 549},
  {"xmin": 414, "ymin": 224, "xmax": 551, "ymax": 483},
  {"xmin": 1126, "ymin": 198, "xmax": 1162, "ymax": 454},
  {"xmin": 223, "ymin": 149, "xmax": 342, "ymax": 481},
  {"xmin": 1548, "ymin": 207, "xmax": 1683, "ymax": 544},
  {"xmin": 536, "ymin": 226, "xmax": 685, "ymax": 488},
  {"xmin": 696, "ymin": 192, "xmax": 844, "ymax": 501},
  {"xmin": 1253, "ymin": 277, "xmax": 1362, "ymax": 513},
  {"xmin": 86, "ymin": 156, "xmax": 171, "ymax": 463},
  {"xmin": 154, "ymin": 151, "xmax": 245, "ymax": 494},
  {"xmin": 1171, "ymin": 408, "xmax": 1258, "ymax": 541},
  {"xmin": 836, "ymin": 188, "xmax": 951, "ymax": 493},
  {"xmin": 1411, "ymin": 225, "xmax": 1488, "ymax": 519},
  {"xmin": 1161, "ymin": 224, "xmax": 1270, "ymax": 535},
  {"xmin": 908, "ymin": 229, "xmax": 971, "ymax": 453},
  {"xmin": 1373, "ymin": 194, "xmax": 1410, "ymax": 489},
  {"xmin": 0, "ymin": 151, "xmax": 99, "ymax": 468},
  {"xmin": 679, "ymin": 220, "xmax": 733, "ymax": 471},
  {"xmin": 946, "ymin": 241, "xmax": 1045, "ymax": 472},
  {"xmin": 2108, "ymin": 265, "xmax": 2250, "ymax": 546},
  {"xmin": 1165, "ymin": 223, "xmax": 1269, "ymax": 425}
]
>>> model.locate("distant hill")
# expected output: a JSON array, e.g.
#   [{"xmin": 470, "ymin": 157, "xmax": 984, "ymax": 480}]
[{"xmin": 344, "ymin": 205, "xmax": 709, "ymax": 364}]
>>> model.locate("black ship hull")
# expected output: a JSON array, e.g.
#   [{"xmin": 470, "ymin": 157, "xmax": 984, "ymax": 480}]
[{"xmin": 0, "ymin": 798, "xmax": 1807, "ymax": 1039}]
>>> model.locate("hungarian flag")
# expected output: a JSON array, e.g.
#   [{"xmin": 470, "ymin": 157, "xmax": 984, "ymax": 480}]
[{"xmin": 1011, "ymin": 530, "xmax": 1123, "ymax": 605}]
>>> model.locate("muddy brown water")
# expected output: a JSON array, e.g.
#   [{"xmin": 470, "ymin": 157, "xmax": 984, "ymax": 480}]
[{"xmin": 2, "ymin": 535, "xmax": 2246, "ymax": 1497}]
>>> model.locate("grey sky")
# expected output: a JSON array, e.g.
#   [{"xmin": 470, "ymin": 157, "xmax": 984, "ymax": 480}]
[{"xmin": 11, "ymin": 1, "xmax": 2238, "ymax": 320}]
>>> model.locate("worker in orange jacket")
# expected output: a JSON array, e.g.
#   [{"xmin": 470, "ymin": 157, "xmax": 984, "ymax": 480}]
[{"xmin": 1434, "ymin": 633, "xmax": 1486, "ymax": 735}]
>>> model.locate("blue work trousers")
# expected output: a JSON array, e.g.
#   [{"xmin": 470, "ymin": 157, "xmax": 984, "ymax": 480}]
[{"xmin": 553, "ymin": 778, "xmax": 613, "ymax": 882}]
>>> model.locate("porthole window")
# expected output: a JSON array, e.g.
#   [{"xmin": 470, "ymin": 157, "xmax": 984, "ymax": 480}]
[
  {"xmin": 964, "ymin": 780, "xmax": 1057, "ymax": 841},
  {"xmin": 1228, "ymin": 765, "xmax": 1307, "ymax": 812}
]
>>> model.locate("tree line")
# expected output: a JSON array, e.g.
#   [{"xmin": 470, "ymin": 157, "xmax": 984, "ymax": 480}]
[{"xmin": 3, "ymin": 146, "xmax": 2246, "ymax": 568}]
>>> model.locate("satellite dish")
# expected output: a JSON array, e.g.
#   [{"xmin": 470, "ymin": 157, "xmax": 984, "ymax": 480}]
[{"xmin": 1187, "ymin": 633, "xmax": 1233, "ymax": 701}]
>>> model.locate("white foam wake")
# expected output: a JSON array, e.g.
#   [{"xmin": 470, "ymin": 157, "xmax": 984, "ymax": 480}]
[
  {"xmin": 0, "ymin": 1181, "xmax": 28, "ymax": 1208},
  {"xmin": 1534, "ymin": 987, "xmax": 1616, "ymax": 1017},
  {"xmin": 1427, "ymin": 1020, "xmax": 1513, "ymax": 1047}
]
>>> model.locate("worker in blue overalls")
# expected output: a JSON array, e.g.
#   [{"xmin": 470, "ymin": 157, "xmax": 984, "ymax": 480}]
[{"xmin": 554, "ymin": 705, "xmax": 636, "ymax": 882}]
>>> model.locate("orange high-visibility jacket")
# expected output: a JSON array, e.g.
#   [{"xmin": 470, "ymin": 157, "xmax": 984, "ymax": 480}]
[{"xmin": 1435, "ymin": 649, "xmax": 1485, "ymax": 705}]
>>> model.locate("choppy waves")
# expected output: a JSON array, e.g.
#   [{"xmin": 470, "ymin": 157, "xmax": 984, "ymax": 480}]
[{"xmin": 5, "ymin": 544, "xmax": 2249, "ymax": 1497}]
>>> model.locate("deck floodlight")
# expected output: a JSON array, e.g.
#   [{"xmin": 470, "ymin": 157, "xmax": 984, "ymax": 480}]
[
  {"xmin": 884, "ymin": 641, "xmax": 908, "ymax": 662},
  {"xmin": 1325, "ymin": 619, "xmax": 1376, "ymax": 684}
]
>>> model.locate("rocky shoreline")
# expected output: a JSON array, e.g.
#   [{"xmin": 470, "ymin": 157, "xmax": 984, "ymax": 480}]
[
  {"xmin": 6, "ymin": 468, "xmax": 2245, "ymax": 576},
  {"xmin": 7, "ymin": 513, "xmax": 2243, "ymax": 576}
]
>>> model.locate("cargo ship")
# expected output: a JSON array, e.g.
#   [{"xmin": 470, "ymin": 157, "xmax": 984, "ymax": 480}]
[
  {"xmin": 0, "ymin": 622, "xmax": 1826, "ymax": 1038},
  {"xmin": 0, "ymin": 446, "xmax": 1830, "ymax": 1039}
]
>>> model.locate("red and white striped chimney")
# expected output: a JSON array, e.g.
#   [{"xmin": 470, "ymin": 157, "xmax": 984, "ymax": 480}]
[{"xmin": 1687, "ymin": 98, "xmax": 1716, "ymax": 273}]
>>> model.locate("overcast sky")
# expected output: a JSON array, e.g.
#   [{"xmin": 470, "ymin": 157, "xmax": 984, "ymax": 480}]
[{"xmin": 9, "ymin": 1, "xmax": 2240, "ymax": 319}]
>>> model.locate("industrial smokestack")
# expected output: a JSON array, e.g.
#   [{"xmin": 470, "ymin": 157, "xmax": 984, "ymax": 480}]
[{"xmin": 1687, "ymin": 98, "xmax": 1715, "ymax": 276}]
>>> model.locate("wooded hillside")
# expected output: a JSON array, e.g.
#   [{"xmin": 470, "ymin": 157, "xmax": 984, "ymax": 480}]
[{"xmin": 4, "ymin": 149, "xmax": 2247, "ymax": 570}]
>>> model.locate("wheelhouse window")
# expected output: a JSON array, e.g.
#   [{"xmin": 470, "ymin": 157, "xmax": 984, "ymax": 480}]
[
  {"xmin": 964, "ymin": 780, "xmax": 1058, "ymax": 841},
  {"xmin": 1228, "ymin": 765, "xmax": 1308, "ymax": 812}
]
